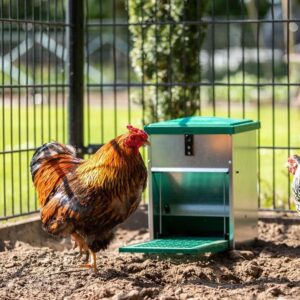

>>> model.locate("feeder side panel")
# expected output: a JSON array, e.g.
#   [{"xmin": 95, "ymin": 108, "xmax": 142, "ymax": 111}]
[
  {"xmin": 148, "ymin": 135, "xmax": 155, "ymax": 239},
  {"xmin": 232, "ymin": 131, "xmax": 258, "ymax": 247}
]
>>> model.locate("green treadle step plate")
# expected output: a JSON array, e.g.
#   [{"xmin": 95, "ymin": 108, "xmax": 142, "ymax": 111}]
[{"xmin": 119, "ymin": 237, "xmax": 229, "ymax": 254}]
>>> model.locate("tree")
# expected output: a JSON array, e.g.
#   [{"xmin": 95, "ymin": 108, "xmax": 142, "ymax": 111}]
[{"xmin": 128, "ymin": 0, "xmax": 208, "ymax": 123}]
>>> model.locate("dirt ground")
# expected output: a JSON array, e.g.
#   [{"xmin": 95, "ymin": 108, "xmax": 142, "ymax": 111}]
[{"xmin": 1, "ymin": 217, "xmax": 300, "ymax": 300}]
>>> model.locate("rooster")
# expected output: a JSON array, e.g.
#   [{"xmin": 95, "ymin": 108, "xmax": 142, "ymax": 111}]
[
  {"xmin": 287, "ymin": 155, "xmax": 300, "ymax": 212},
  {"xmin": 30, "ymin": 125, "xmax": 149, "ymax": 272}
]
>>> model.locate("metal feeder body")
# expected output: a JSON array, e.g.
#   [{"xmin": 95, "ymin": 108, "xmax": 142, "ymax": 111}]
[{"xmin": 120, "ymin": 117, "xmax": 260, "ymax": 254}]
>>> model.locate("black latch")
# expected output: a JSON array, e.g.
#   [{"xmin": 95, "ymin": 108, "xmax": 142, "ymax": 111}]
[
  {"xmin": 164, "ymin": 203, "xmax": 170, "ymax": 214},
  {"xmin": 184, "ymin": 134, "xmax": 194, "ymax": 156}
]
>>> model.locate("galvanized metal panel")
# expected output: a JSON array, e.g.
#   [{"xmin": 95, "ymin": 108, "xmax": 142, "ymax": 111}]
[
  {"xmin": 150, "ymin": 134, "xmax": 232, "ymax": 168},
  {"xmin": 231, "ymin": 131, "xmax": 258, "ymax": 247}
]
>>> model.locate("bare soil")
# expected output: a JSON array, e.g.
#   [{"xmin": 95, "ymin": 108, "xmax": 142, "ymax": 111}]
[{"xmin": 1, "ymin": 217, "xmax": 300, "ymax": 300}]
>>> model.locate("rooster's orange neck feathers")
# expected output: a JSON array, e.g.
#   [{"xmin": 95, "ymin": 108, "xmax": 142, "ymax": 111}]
[{"xmin": 76, "ymin": 136, "xmax": 143, "ymax": 189}]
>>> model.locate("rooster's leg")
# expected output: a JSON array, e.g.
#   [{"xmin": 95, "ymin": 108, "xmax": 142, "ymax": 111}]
[
  {"xmin": 80, "ymin": 251, "xmax": 97, "ymax": 272},
  {"xmin": 91, "ymin": 252, "xmax": 97, "ymax": 272},
  {"xmin": 85, "ymin": 251, "xmax": 90, "ymax": 263},
  {"xmin": 71, "ymin": 232, "xmax": 89, "ymax": 260}
]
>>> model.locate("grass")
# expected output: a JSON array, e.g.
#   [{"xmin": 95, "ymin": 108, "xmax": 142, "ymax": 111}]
[{"xmin": 1, "ymin": 94, "xmax": 299, "ymax": 220}]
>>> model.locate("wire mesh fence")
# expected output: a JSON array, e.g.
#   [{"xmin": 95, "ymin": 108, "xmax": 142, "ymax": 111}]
[
  {"xmin": 0, "ymin": 0, "xmax": 299, "ymax": 220},
  {"xmin": 0, "ymin": 0, "xmax": 69, "ymax": 220}
]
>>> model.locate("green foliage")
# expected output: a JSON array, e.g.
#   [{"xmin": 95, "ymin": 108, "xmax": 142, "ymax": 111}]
[
  {"xmin": 202, "ymin": 72, "xmax": 295, "ymax": 104},
  {"xmin": 128, "ymin": 0, "xmax": 208, "ymax": 123},
  {"xmin": 206, "ymin": 0, "xmax": 270, "ymax": 18},
  {"xmin": 0, "ymin": 0, "xmax": 123, "ymax": 20},
  {"xmin": 86, "ymin": 0, "xmax": 127, "ymax": 20},
  {"xmin": 1, "ymin": 0, "xmax": 65, "ymax": 20}
]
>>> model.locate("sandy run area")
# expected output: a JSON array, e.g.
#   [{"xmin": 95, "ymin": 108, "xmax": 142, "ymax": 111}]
[{"xmin": 1, "ymin": 217, "xmax": 300, "ymax": 300}]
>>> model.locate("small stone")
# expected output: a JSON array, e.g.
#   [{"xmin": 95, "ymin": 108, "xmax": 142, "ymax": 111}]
[
  {"xmin": 182, "ymin": 266, "xmax": 196, "ymax": 277},
  {"xmin": 267, "ymin": 287, "xmax": 284, "ymax": 297},
  {"xmin": 112, "ymin": 293, "xmax": 125, "ymax": 300},
  {"xmin": 5, "ymin": 263, "xmax": 15, "ymax": 268},
  {"xmin": 229, "ymin": 250, "xmax": 255, "ymax": 260},
  {"xmin": 245, "ymin": 262, "xmax": 263, "ymax": 278},
  {"xmin": 74, "ymin": 282, "xmax": 84, "ymax": 289},
  {"xmin": 228, "ymin": 250, "xmax": 243, "ymax": 260},
  {"xmin": 7, "ymin": 282, "xmax": 15, "ymax": 288},
  {"xmin": 174, "ymin": 288, "xmax": 182, "ymax": 296},
  {"xmin": 284, "ymin": 257, "xmax": 291, "ymax": 263},
  {"xmin": 159, "ymin": 297, "xmax": 177, "ymax": 300},
  {"xmin": 42, "ymin": 257, "xmax": 51, "ymax": 264},
  {"xmin": 126, "ymin": 264, "xmax": 142, "ymax": 273},
  {"xmin": 126, "ymin": 290, "xmax": 141, "ymax": 300},
  {"xmin": 18, "ymin": 280, "xmax": 26, "ymax": 287},
  {"xmin": 240, "ymin": 250, "xmax": 255, "ymax": 260},
  {"xmin": 112, "ymin": 290, "xmax": 141, "ymax": 300},
  {"xmin": 142, "ymin": 259, "xmax": 155, "ymax": 268},
  {"xmin": 260, "ymin": 249, "xmax": 276, "ymax": 258},
  {"xmin": 285, "ymin": 281, "xmax": 295, "ymax": 288},
  {"xmin": 179, "ymin": 293, "xmax": 188, "ymax": 300},
  {"xmin": 140, "ymin": 288, "xmax": 159, "ymax": 298},
  {"xmin": 59, "ymin": 265, "xmax": 64, "ymax": 271}
]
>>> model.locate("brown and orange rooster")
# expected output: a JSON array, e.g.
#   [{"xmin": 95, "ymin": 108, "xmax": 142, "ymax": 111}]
[{"xmin": 30, "ymin": 125, "xmax": 149, "ymax": 272}]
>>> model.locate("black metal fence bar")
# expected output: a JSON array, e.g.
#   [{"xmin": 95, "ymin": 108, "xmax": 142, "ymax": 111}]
[
  {"xmin": 271, "ymin": 2, "xmax": 276, "ymax": 209},
  {"xmin": 67, "ymin": 0, "xmax": 84, "ymax": 154},
  {"xmin": 287, "ymin": 0, "xmax": 292, "ymax": 209}
]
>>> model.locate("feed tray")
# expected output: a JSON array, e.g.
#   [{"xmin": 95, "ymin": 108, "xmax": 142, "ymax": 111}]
[{"xmin": 119, "ymin": 237, "xmax": 228, "ymax": 254}]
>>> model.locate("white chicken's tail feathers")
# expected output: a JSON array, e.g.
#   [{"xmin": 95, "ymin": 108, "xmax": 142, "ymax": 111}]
[{"xmin": 30, "ymin": 142, "xmax": 77, "ymax": 180}]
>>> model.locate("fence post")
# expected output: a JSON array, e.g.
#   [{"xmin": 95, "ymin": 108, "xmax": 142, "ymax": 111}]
[{"xmin": 67, "ymin": 0, "xmax": 84, "ymax": 156}]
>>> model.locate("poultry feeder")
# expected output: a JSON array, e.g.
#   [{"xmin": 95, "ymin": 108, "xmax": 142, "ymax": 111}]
[{"xmin": 119, "ymin": 116, "xmax": 260, "ymax": 254}]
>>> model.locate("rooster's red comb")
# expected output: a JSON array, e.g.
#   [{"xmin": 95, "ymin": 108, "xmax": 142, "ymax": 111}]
[
  {"xmin": 126, "ymin": 125, "xmax": 148, "ymax": 138},
  {"xmin": 127, "ymin": 125, "xmax": 139, "ymax": 132}
]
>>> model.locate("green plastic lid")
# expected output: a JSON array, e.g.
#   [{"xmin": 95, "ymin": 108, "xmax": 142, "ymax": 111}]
[{"xmin": 144, "ymin": 116, "xmax": 260, "ymax": 134}]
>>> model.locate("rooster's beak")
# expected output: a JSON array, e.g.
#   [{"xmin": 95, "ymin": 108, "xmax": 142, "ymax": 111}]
[{"xmin": 144, "ymin": 140, "xmax": 151, "ymax": 146}]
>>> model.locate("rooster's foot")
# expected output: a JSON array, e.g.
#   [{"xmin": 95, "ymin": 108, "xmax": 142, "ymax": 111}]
[{"xmin": 80, "ymin": 252, "xmax": 97, "ymax": 272}]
